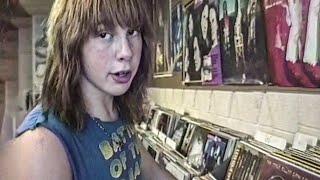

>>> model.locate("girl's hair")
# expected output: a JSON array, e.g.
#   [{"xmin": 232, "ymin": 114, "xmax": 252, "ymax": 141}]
[{"xmin": 41, "ymin": 0, "xmax": 154, "ymax": 130}]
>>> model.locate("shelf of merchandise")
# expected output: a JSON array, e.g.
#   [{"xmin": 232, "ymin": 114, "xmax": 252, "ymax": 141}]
[{"xmin": 151, "ymin": 74, "xmax": 320, "ymax": 94}]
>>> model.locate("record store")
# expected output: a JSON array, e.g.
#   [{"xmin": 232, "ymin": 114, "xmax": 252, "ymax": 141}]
[{"xmin": 0, "ymin": 0, "xmax": 320, "ymax": 179}]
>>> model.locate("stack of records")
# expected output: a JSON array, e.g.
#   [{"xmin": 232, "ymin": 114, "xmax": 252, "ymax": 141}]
[
  {"xmin": 225, "ymin": 141, "xmax": 267, "ymax": 180},
  {"xmin": 259, "ymin": 154, "xmax": 320, "ymax": 179},
  {"xmin": 142, "ymin": 136, "xmax": 163, "ymax": 163},
  {"xmin": 165, "ymin": 160, "xmax": 193, "ymax": 180},
  {"xmin": 272, "ymin": 148, "xmax": 320, "ymax": 176},
  {"xmin": 226, "ymin": 140, "xmax": 320, "ymax": 179},
  {"xmin": 308, "ymin": 146, "xmax": 320, "ymax": 159}
]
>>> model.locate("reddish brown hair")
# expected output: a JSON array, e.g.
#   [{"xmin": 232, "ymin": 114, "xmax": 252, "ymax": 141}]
[{"xmin": 41, "ymin": 0, "xmax": 154, "ymax": 130}]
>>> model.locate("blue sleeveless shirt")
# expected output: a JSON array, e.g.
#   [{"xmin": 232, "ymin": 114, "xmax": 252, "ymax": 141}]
[{"xmin": 16, "ymin": 105, "xmax": 142, "ymax": 180}]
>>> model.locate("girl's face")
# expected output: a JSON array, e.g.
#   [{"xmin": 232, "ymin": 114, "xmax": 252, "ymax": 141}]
[{"xmin": 81, "ymin": 25, "xmax": 142, "ymax": 97}]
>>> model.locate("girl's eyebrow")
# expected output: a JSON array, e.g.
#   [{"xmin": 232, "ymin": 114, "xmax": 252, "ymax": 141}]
[{"xmin": 96, "ymin": 24, "xmax": 115, "ymax": 32}]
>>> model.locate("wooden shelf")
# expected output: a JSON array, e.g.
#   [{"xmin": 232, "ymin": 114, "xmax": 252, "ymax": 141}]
[{"xmin": 151, "ymin": 74, "xmax": 320, "ymax": 94}]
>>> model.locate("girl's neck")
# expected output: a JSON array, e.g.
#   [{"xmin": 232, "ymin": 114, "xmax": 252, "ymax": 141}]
[{"xmin": 81, "ymin": 77, "xmax": 119, "ymax": 122}]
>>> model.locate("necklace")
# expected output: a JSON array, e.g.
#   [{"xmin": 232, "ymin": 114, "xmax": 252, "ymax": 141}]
[{"xmin": 92, "ymin": 117, "xmax": 125, "ymax": 151}]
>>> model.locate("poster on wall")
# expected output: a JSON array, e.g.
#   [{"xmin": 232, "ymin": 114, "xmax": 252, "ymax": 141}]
[
  {"xmin": 219, "ymin": 0, "xmax": 269, "ymax": 85},
  {"xmin": 171, "ymin": 2, "xmax": 184, "ymax": 72},
  {"xmin": 183, "ymin": 0, "xmax": 223, "ymax": 85},
  {"xmin": 303, "ymin": 0, "xmax": 320, "ymax": 86},
  {"xmin": 263, "ymin": 0, "xmax": 320, "ymax": 88},
  {"xmin": 153, "ymin": 0, "xmax": 173, "ymax": 78},
  {"xmin": 32, "ymin": 15, "xmax": 47, "ymax": 96}
]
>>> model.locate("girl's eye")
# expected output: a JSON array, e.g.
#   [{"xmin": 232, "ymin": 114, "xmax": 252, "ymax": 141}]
[
  {"xmin": 127, "ymin": 29, "xmax": 140, "ymax": 37},
  {"xmin": 99, "ymin": 32, "xmax": 113, "ymax": 41}
]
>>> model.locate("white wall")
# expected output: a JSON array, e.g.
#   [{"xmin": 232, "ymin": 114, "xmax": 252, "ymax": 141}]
[{"xmin": 148, "ymin": 88, "xmax": 320, "ymax": 144}]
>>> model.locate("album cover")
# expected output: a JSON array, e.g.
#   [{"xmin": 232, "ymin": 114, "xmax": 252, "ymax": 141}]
[
  {"xmin": 202, "ymin": 134, "xmax": 228, "ymax": 174},
  {"xmin": 259, "ymin": 156, "xmax": 320, "ymax": 180},
  {"xmin": 186, "ymin": 126, "xmax": 210, "ymax": 172},
  {"xmin": 168, "ymin": 117, "xmax": 190, "ymax": 151},
  {"xmin": 156, "ymin": 110, "xmax": 176, "ymax": 137},
  {"xmin": 171, "ymin": 2, "xmax": 184, "ymax": 72},
  {"xmin": 149, "ymin": 108, "xmax": 160, "ymax": 132},
  {"xmin": 262, "ymin": 0, "xmax": 319, "ymax": 87},
  {"xmin": 183, "ymin": 0, "xmax": 205, "ymax": 83},
  {"xmin": 219, "ymin": 0, "xmax": 269, "ymax": 85},
  {"xmin": 182, "ymin": 0, "xmax": 223, "ymax": 85},
  {"xmin": 153, "ymin": 0, "xmax": 173, "ymax": 76},
  {"xmin": 302, "ymin": 0, "xmax": 320, "ymax": 86},
  {"xmin": 143, "ymin": 105, "xmax": 159, "ymax": 129},
  {"xmin": 201, "ymin": 0, "xmax": 223, "ymax": 85},
  {"xmin": 285, "ymin": 0, "xmax": 318, "ymax": 87},
  {"xmin": 180, "ymin": 122, "xmax": 197, "ymax": 156}
]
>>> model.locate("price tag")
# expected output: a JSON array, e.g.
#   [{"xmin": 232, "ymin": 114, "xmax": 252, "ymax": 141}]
[
  {"xmin": 166, "ymin": 138, "xmax": 177, "ymax": 150},
  {"xmin": 158, "ymin": 131, "xmax": 167, "ymax": 142},
  {"xmin": 254, "ymin": 131, "xmax": 287, "ymax": 150},
  {"xmin": 292, "ymin": 133, "xmax": 318, "ymax": 151}
]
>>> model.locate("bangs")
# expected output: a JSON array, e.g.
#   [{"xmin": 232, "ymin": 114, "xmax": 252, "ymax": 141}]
[{"xmin": 91, "ymin": 0, "xmax": 149, "ymax": 32}]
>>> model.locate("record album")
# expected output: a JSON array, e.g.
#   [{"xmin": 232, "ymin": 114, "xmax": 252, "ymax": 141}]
[
  {"xmin": 219, "ymin": 0, "xmax": 269, "ymax": 85},
  {"xmin": 259, "ymin": 156, "xmax": 320, "ymax": 180},
  {"xmin": 168, "ymin": 117, "xmax": 190, "ymax": 151},
  {"xmin": 186, "ymin": 126, "xmax": 210, "ymax": 172},
  {"xmin": 183, "ymin": 0, "xmax": 223, "ymax": 84}
]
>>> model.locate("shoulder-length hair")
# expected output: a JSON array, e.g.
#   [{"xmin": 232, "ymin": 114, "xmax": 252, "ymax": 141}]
[{"xmin": 41, "ymin": 0, "xmax": 154, "ymax": 130}]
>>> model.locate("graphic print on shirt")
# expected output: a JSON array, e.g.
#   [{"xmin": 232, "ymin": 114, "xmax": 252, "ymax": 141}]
[{"xmin": 99, "ymin": 125, "xmax": 141, "ymax": 179}]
